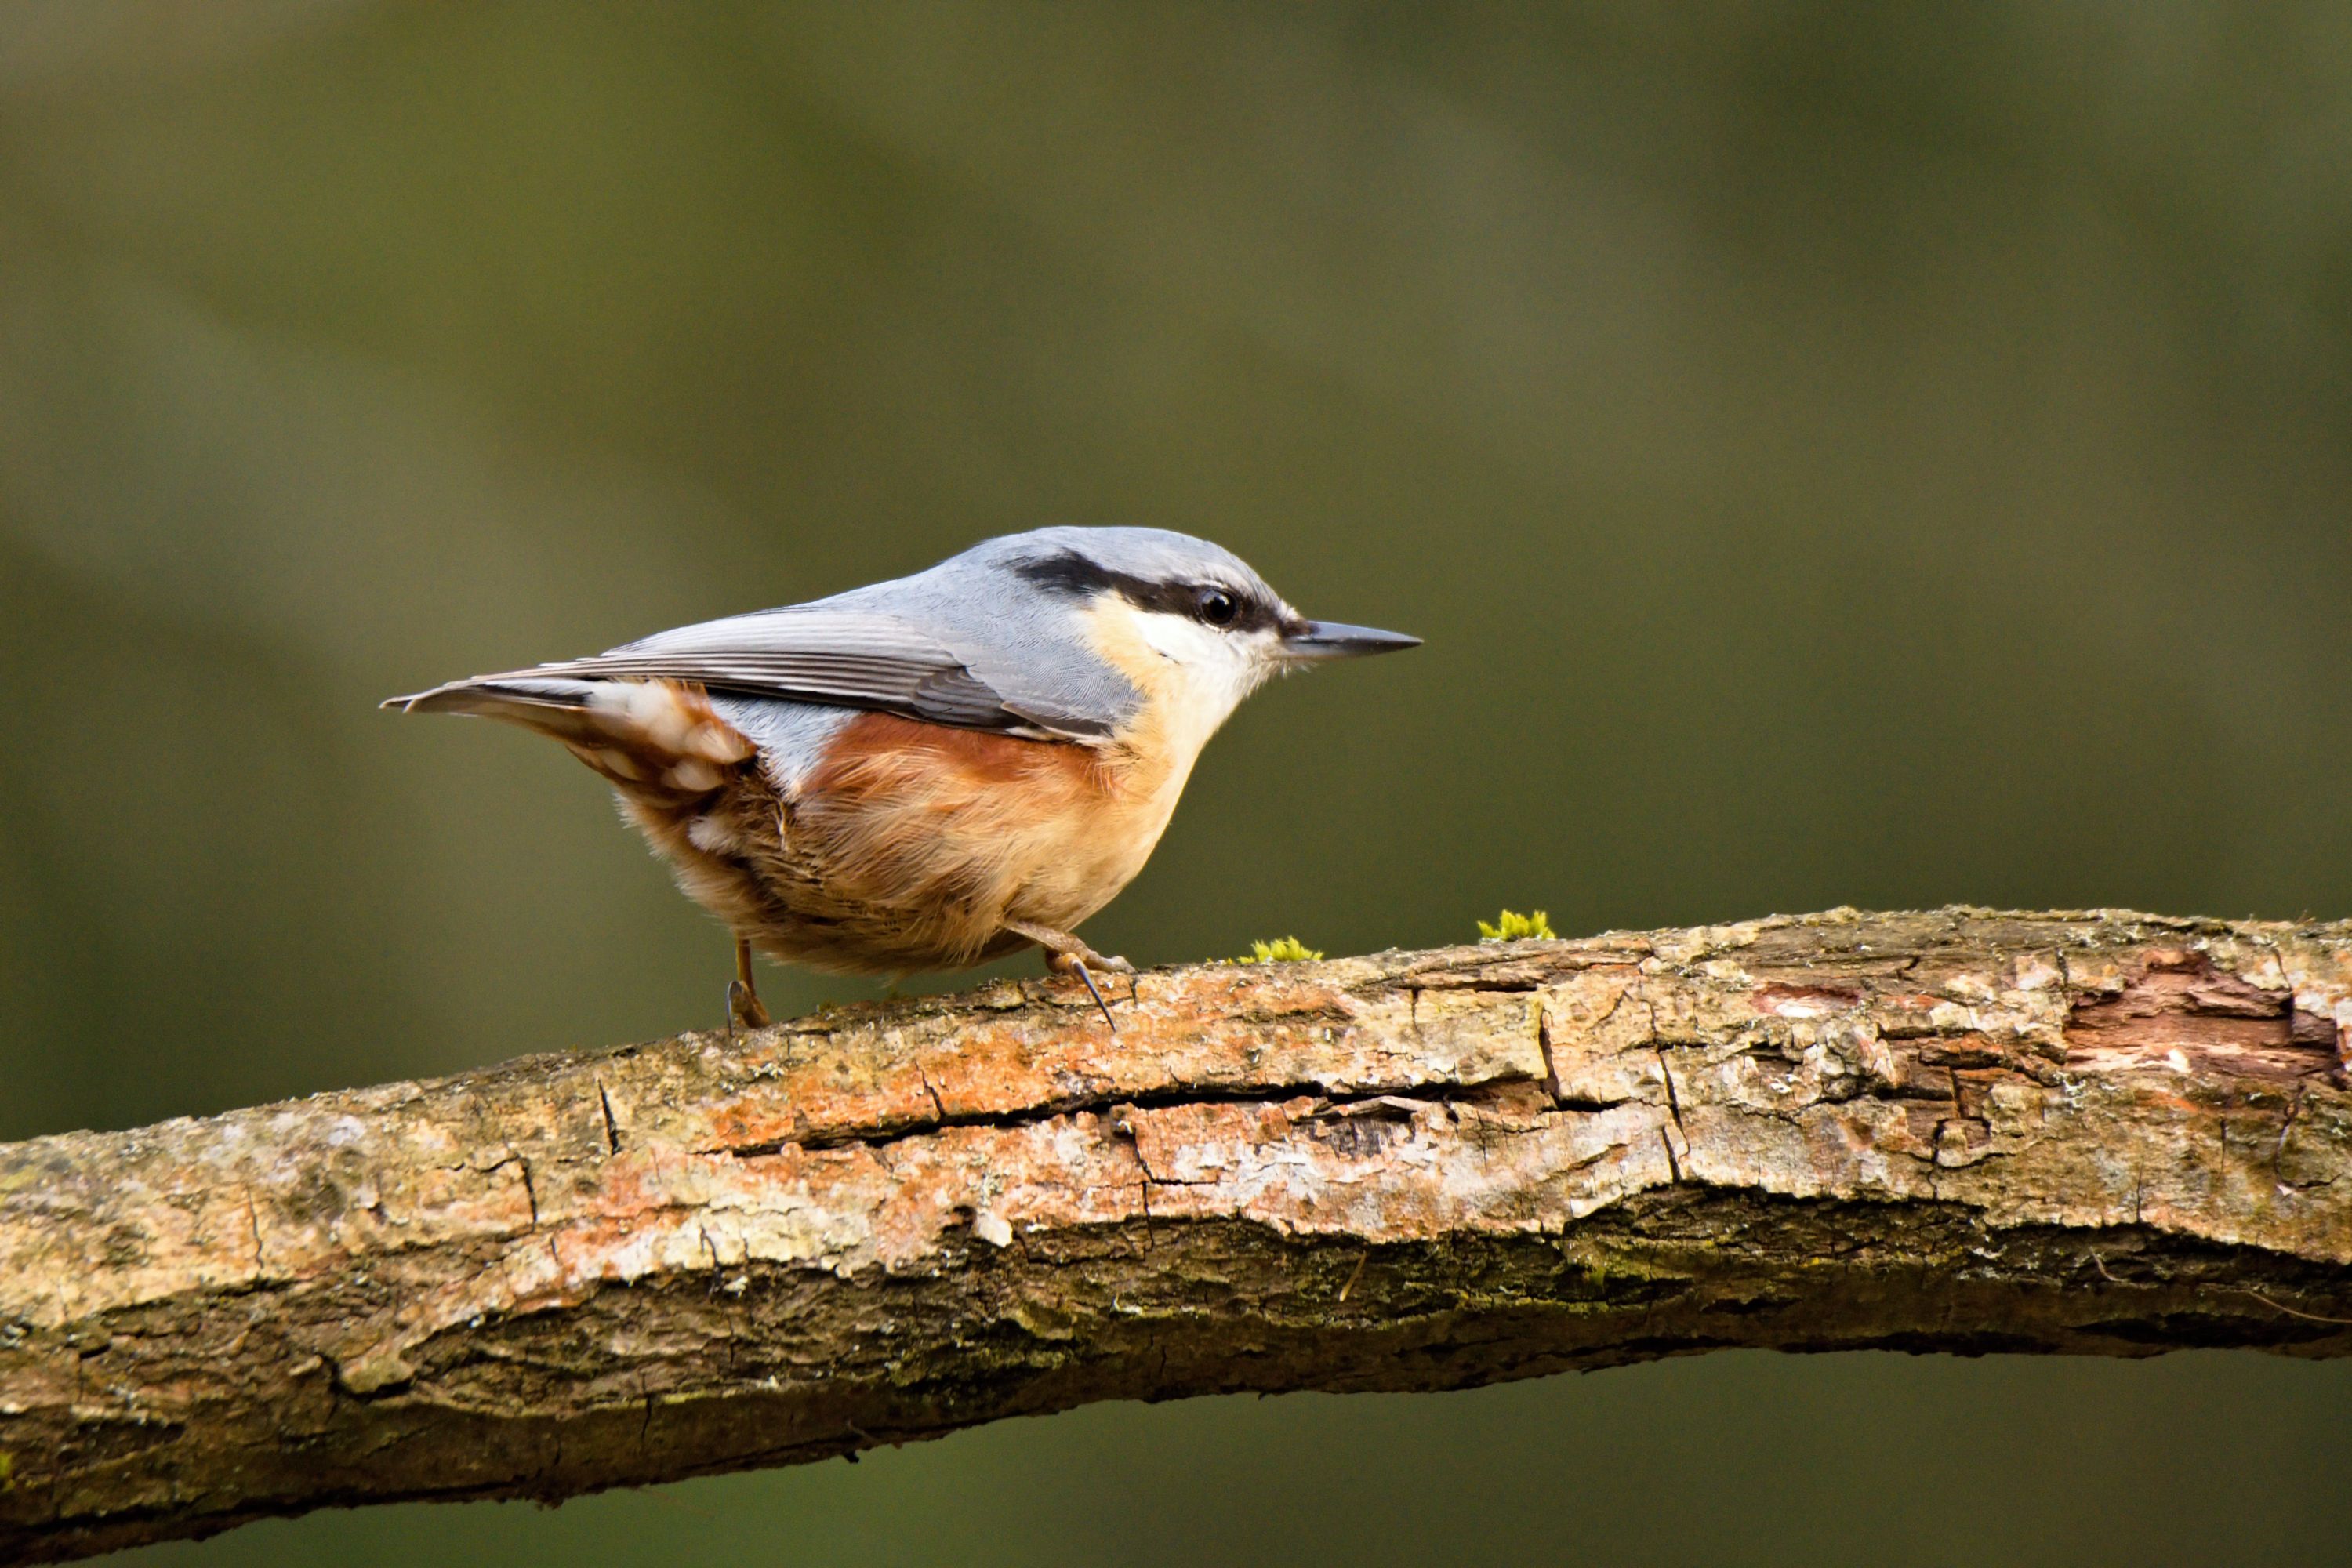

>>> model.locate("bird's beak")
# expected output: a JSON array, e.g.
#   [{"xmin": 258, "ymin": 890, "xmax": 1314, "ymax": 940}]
[{"xmin": 1278, "ymin": 620, "xmax": 1423, "ymax": 663}]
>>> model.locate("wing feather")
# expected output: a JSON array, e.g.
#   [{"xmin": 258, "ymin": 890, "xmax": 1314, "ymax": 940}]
[{"xmin": 387, "ymin": 608, "xmax": 1109, "ymax": 740}]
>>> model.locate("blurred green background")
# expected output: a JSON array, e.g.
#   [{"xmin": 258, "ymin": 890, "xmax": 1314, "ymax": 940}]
[{"xmin": 2, "ymin": 2, "xmax": 2347, "ymax": 1563}]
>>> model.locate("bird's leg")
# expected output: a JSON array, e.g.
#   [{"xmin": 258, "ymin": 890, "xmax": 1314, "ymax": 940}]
[
  {"xmin": 1002, "ymin": 919, "xmax": 1134, "ymax": 976},
  {"xmin": 1001, "ymin": 919, "xmax": 1134, "ymax": 1031},
  {"xmin": 726, "ymin": 936, "xmax": 774, "ymax": 1036}
]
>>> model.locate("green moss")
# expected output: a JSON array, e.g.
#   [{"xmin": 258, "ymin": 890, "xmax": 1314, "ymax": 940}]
[
  {"xmin": 1232, "ymin": 937, "xmax": 1323, "ymax": 964},
  {"xmin": 1477, "ymin": 909, "xmax": 1555, "ymax": 942}
]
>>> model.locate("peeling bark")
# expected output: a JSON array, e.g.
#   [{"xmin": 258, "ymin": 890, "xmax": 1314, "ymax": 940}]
[{"xmin": 2, "ymin": 908, "xmax": 2348, "ymax": 1561}]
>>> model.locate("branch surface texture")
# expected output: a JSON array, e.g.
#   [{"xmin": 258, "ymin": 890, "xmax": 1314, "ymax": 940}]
[{"xmin": 3, "ymin": 909, "xmax": 2349, "ymax": 1560}]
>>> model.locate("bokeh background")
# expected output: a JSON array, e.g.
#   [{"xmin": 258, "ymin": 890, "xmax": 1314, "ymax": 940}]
[{"xmin": 3, "ymin": 2, "xmax": 2348, "ymax": 1563}]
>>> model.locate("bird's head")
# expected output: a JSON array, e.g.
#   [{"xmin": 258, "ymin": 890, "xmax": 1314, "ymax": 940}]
[{"xmin": 985, "ymin": 527, "xmax": 1419, "ymax": 759}]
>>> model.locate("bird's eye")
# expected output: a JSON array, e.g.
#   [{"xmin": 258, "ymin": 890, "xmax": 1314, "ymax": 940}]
[{"xmin": 1196, "ymin": 588, "xmax": 1240, "ymax": 627}]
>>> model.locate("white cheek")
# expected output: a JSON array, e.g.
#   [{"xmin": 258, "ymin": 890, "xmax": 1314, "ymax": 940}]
[
  {"xmin": 1131, "ymin": 615, "xmax": 1270, "ymax": 742},
  {"xmin": 1131, "ymin": 612, "xmax": 1224, "ymax": 666}
]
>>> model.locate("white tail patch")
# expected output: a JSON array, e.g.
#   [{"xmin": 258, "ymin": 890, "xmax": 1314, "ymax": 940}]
[
  {"xmin": 552, "ymin": 681, "xmax": 757, "ymax": 799},
  {"xmin": 589, "ymin": 681, "xmax": 755, "ymax": 760}
]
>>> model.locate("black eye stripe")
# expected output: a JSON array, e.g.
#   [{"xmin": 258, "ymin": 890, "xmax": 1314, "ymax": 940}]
[
  {"xmin": 1013, "ymin": 550, "xmax": 1281, "ymax": 633},
  {"xmin": 1011, "ymin": 551, "xmax": 1118, "ymax": 597}
]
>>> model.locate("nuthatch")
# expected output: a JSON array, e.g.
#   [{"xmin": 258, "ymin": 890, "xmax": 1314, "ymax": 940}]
[{"xmin": 385, "ymin": 528, "xmax": 1417, "ymax": 1029}]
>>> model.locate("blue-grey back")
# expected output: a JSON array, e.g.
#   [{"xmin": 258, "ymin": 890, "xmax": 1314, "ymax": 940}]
[
  {"xmin": 674, "ymin": 527, "xmax": 1283, "ymax": 765},
  {"xmin": 398, "ymin": 528, "xmax": 1287, "ymax": 773}
]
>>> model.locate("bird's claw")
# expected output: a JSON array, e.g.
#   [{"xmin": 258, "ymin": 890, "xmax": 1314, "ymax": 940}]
[
  {"xmin": 1003, "ymin": 920, "xmax": 1133, "ymax": 1031},
  {"xmin": 1054, "ymin": 957, "xmax": 1120, "ymax": 1033},
  {"xmin": 1044, "ymin": 949, "xmax": 1131, "ymax": 1031}
]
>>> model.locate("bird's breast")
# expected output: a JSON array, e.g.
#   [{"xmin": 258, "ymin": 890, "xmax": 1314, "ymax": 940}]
[{"xmin": 795, "ymin": 711, "xmax": 1188, "ymax": 932}]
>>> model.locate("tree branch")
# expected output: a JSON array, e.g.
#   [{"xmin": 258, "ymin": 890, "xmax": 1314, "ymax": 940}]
[{"xmin": 4, "ymin": 909, "xmax": 2349, "ymax": 1560}]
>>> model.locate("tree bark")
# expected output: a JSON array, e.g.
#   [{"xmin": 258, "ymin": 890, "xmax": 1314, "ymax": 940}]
[{"xmin": 2, "ymin": 908, "xmax": 2349, "ymax": 1560}]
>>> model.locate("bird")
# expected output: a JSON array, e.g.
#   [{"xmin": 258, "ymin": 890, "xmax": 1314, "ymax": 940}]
[{"xmin": 383, "ymin": 527, "xmax": 1418, "ymax": 1031}]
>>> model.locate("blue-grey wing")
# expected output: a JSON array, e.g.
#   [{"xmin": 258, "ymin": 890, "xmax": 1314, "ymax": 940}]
[{"xmin": 389, "ymin": 606, "xmax": 1111, "ymax": 740}]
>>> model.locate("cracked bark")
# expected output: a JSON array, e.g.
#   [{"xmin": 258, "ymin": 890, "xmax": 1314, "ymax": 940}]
[{"xmin": 3, "ymin": 908, "xmax": 2350, "ymax": 1562}]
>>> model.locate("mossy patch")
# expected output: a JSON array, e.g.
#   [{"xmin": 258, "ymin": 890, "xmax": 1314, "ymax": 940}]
[
  {"xmin": 1477, "ymin": 909, "xmax": 1555, "ymax": 942},
  {"xmin": 1232, "ymin": 937, "xmax": 1323, "ymax": 964}
]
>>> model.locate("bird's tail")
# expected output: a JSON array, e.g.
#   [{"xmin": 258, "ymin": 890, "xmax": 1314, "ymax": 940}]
[
  {"xmin": 379, "ymin": 677, "xmax": 614, "ymax": 747},
  {"xmin": 383, "ymin": 675, "xmax": 757, "ymax": 787}
]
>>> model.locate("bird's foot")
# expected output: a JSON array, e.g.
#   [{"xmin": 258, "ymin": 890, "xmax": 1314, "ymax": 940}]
[
  {"xmin": 1002, "ymin": 920, "xmax": 1134, "ymax": 1030},
  {"xmin": 1054, "ymin": 942, "xmax": 1134, "ymax": 976},
  {"xmin": 726, "ymin": 937, "xmax": 774, "ymax": 1038},
  {"xmin": 1048, "ymin": 953, "xmax": 1120, "ymax": 1033},
  {"xmin": 727, "ymin": 978, "xmax": 774, "ymax": 1035}
]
